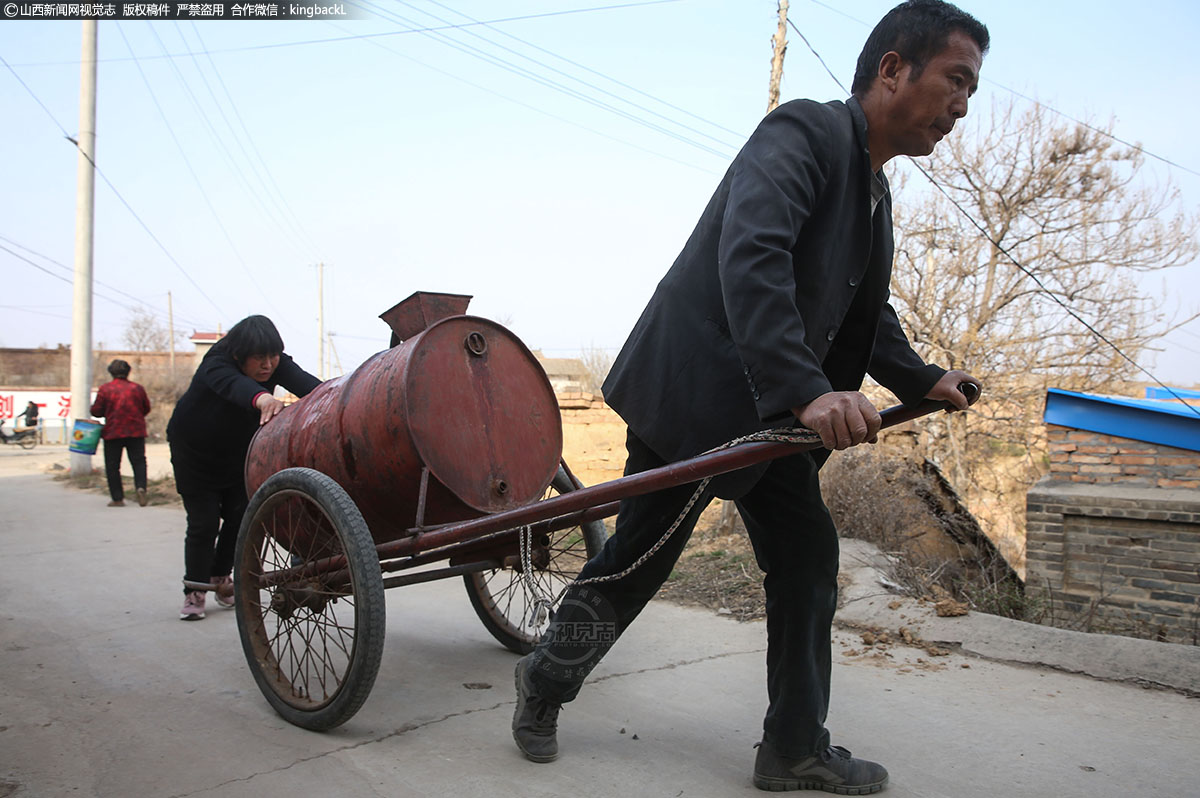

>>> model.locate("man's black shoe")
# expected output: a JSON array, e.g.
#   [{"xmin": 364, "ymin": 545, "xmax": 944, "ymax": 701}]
[
  {"xmin": 753, "ymin": 740, "xmax": 888, "ymax": 794},
  {"xmin": 512, "ymin": 656, "xmax": 561, "ymax": 763}
]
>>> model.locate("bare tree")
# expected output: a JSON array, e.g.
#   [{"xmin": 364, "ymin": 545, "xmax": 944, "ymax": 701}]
[
  {"xmin": 122, "ymin": 306, "xmax": 173, "ymax": 351},
  {"xmin": 579, "ymin": 345, "xmax": 615, "ymax": 395},
  {"xmin": 887, "ymin": 98, "xmax": 1197, "ymax": 562}
]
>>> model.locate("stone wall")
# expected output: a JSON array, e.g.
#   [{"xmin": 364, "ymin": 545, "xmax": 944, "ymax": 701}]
[{"xmin": 1027, "ymin": 425, "xmax": 1200, "ymax": 645}]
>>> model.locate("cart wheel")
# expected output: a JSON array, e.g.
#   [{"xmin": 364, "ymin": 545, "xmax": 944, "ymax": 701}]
[
  {"xmin": 464, "ymin": 465, "xmax": 608, "ymax": 654},
  {"xmin": 235, "ymin": 467, "xmax": 385, "ymax": 731}
]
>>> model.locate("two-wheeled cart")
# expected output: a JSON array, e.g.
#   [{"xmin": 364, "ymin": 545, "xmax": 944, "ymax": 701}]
[{"xmin": 234, "ymin": 292, "xmax": 969, "ymax": 731}]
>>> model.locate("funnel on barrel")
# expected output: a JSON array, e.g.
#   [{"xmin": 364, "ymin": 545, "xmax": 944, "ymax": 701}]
[{"xmin": 245, "ymin": 292, "xmax": 563, "ymax": 544}]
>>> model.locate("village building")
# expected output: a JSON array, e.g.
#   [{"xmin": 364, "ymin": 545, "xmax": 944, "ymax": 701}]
[{"xmin": 1026, "ymin": 388, "xmax": 1200, "ymax": 645}]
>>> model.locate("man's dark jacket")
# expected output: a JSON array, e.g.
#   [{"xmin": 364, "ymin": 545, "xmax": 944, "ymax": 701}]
[{"xmin": 602, "ymin": 97, "xmax": 945, "ymax": 497}]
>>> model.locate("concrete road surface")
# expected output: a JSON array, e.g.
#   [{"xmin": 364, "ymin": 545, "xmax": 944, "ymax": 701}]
[{"xmin": 1, "ymin": 446, "xmax": 1198, "ymax": 798}]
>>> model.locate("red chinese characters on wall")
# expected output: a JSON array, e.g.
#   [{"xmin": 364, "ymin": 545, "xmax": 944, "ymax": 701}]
[{"xmin": 0, "ymin": 395, "xmax": 12, "ymax": 418}]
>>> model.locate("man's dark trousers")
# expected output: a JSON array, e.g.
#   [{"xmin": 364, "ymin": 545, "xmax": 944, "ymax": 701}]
[{"xmin": 528, "ymin": 430, "xmax": 839, "ymax": 757}]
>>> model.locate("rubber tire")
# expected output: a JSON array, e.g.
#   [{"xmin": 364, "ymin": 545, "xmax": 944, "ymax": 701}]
[
  {"xmin": 17, "ymin": 435, "xmax": 35, "ymax": 450},
  {"xmin": 234, "ymin": 467, "xmax": 385, "ymax": 731},
  {"xmin": 464, "ymin": 466, "xmax": 608, "ymax": 654}
]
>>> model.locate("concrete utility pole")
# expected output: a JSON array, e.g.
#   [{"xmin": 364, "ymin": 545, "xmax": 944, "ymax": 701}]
[
  {"xmin": 317, "ymin": 262, "xmax": 325, "ymax": 380},
  {"xmin": 767, "ymin": 0, "xmax": 789, "ymax": 114},
  {"xmin": 69, "ymin": 20, "xmax": 98, "ymax": 477}
]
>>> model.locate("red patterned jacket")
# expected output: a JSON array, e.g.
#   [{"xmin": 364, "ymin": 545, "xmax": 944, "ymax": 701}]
[{"xmin": 90, "ymin": 378, "xmax": 151, "ymax": 439}]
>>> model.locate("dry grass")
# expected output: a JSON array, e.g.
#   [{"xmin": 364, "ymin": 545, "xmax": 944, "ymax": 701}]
[
  {"xmin": 55, "ymin": 469, "xmax": 181, "ymax": 507},
  {"xmin": 659, "ymin": 449, "xmax": 1036, "ymax": 623}
]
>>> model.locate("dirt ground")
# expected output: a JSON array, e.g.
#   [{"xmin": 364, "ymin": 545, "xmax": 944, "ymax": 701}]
[{"xmin": 656, "ymin": 501, "xmax": 769, "ymax": 621}]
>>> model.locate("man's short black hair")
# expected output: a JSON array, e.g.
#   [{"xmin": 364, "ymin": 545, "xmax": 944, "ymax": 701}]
[
  {"xmin": 851, "ymin": 0, "xmax": 989, "ymax": 97},
  {"xmin": 107, "ymin": 359, "xmax": 131, "ymax": 379},
  {"xmin": 223, "ymin": 314, "xmax": 285, "ymax": 364}
]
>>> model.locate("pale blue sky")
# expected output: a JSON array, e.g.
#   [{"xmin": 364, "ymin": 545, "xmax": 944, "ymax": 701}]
[{"xmin": 2, "ymin": 0, "xmax": 1197, "ymax": 385}]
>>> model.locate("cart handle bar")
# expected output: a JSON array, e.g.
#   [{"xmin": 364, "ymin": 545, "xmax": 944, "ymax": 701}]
[{"xmin": 371, "ymin": 384, "xmax": 979, "ymax": 563}]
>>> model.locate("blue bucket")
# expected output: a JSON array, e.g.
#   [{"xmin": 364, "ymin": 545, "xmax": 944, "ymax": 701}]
[{"xmin": 68, "ymin": 419, "xmax": 103, "ymax": 455}]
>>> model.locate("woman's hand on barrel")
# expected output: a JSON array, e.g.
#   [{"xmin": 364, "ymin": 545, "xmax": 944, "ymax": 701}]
[{"xmin": 255, "ymin": 393, "xmax": 285, "ymax": 425}]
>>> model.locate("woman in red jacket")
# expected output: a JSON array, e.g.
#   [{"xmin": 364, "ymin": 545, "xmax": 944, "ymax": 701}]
[{"xmin": 90, "ymin": 359, "xmax": 152, "ymax": 507}]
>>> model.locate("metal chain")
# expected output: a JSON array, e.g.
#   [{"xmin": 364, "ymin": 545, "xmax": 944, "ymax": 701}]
[
  {"xmin": 524, "ymin": 426, "xmax": 822, "ymax": 615},
  {"xmin": 518, "ymin": 524, "xmax": 554, "ymax": 627}
]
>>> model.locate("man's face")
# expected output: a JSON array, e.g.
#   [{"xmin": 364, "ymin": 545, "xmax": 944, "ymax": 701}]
[{"xmin": 887, "ymin": 30, "xmax": 982, "ymax": 157}]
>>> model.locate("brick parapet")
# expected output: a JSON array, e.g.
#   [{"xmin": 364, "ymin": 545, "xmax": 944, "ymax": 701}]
[{"xmin": 1045, "ymin": 424, "xmax": 1200, "ymax": 488}]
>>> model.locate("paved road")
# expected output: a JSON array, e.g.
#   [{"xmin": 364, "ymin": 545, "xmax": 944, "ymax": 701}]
[{"xmin": 1, "ymin": 447, "xmax": 1198, "ymax": 797}]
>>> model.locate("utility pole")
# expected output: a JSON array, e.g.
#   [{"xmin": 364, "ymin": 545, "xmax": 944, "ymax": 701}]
[
  {"xmin": 767, "ymin": 0, "xmax": 789, "ymax": 114},
  {"xmin": 317, "ymin": 262, "xmax": 325, "ymax": 380},
  {"xmin": 168, "ymin": 290, "xmax": 175, "ymax": 382},
  {"xmin": 328, "ymin": 333, "xmax": 343, "ymax": 378},
  {"xmin": 69, "ymin": 20, "xmax": 98, "ymax": 477}
]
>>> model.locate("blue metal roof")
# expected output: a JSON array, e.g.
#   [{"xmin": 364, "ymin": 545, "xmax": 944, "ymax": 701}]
[
  {"xmin": 1044, "ymin": 388, "xmax": 1200, "ymax": 452},
  {"xmin": 1145, "ymin": 386, "xmax": 1200, "ymax": 400}
]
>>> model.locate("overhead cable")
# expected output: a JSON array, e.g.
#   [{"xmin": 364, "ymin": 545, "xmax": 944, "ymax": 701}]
[
  {"xmin": 803, "ymin": 0, "xmax": 1200, "ymax": 179},
  {"xmin": 356, "ymin": 0, "xmax": 735, "ymax": 160},
  {"xmin": 406, "ymin": 0, "xmax": 741, "ymax": 153},
  {"xmin": 790, "ymin": 16, "xmax": 1200, "ymax": 419},
  {"xmin": 319, "ymin": 13, "xmax": 719, "ymax": 174},
  {"xmin": 5, "ymin": 1, "xmax": 684, "ymax": 67},
  {"xmin": 2, "ymin": 51, "xmax": 226, "ymax": 317}
]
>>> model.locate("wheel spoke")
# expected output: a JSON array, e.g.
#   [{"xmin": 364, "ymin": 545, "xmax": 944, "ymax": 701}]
[{"xmin": 466, "ymin": 471, "xmax": 606, "ymax": 653}]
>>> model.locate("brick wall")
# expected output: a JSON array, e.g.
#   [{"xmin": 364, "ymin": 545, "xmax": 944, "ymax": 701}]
[
  {"xmin": 1028, "ymin": 425, "xmax": 1199, "ymax": 645},
  {"xmin": 1046, "ymin": 424, "xmax": 1200, "ymax": 489},
  {"xmin": 557, "ymin": 392, "xmax": 626, "ymax": 490},
  {"xmin": 0, "ymin": 347, "xmax": 193, "ymax": 389}
]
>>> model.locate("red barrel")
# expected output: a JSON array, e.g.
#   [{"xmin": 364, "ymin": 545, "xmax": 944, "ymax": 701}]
[{"xmin": 245, "ymin": 315, "xmax": 563, "ymax": 544}]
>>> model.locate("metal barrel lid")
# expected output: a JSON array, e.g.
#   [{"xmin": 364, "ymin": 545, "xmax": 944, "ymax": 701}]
[{"xmin": 403, "ymin": 316, "xmax": 562, "ymax": 514}]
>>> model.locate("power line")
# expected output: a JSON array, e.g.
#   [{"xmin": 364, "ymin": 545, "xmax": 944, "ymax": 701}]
[
  {"xmin": 141, "ymin": 23, "xmax": 312, "ymax": 266},
  {"xmin": 0, "ymin": 237, "xmax": 209, "ymax": 330},
  {"xmin": 788, "ymin": 17, "xmax": 843, "ymax": 91},
  {"xmin": 0, "ymin": 234, "xmax": 157, "ymax": 309},
  {"xmin": 906, "ymin": 157, "xmax": 1200, "ymax": 418},
  {"xmin": 0, "ymin": 242, "xmax": 177, "ymax": 326},
  {"xmin": 0, "ymin": 305, "xmax": 73, "ymax": 321},
  {"xmin": 409, "ymin": 0, "xmax": 742, "ymax": 153},
  {"xmin": 0, "ymin": 242, "xmax": 74, "ymax": 285},
  {"xmin": 116, "ymin": 23, "xmax": 284, "ymax": 320},
  {"xmin": 802, "ymin": 0, "xmax": 1200, "ymax": 179},
  {"xmin": 357, "ymin": 0, "xmax": 735, "ymax": 160},
  {"xmin": 788, "ymin": 16, "xmax": 1200, "ymax": 418},
  {"xmin": 187, "ymin": 22, "xmax": 328, "ymax": 262},
  {"xmin": 428, "ymin": 0, "xmax": 746, "ymax": 140},
  {"xmin": 3, "ymin": 50, "xmax": 227, "ymax": 318},
  {"xmin": 5, "ymin": 1, "xmax": 683, "ymax": 67},
  {"xmin": 319, "ymin": 14, "xmax": 719, "ymax": 174},
  {"xmin": 990, "ymin": 83, "xmax": 1200, "ymax": 180}
]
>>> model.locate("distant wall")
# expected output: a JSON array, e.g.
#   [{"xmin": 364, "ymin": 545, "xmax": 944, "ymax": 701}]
[
  {"xmin": 557, "ymin": 392, "xmax": 625, "ymax": 490},
  {"xmin": 0, "ymin": 347, "xmax": 193, "ymax": 389}
]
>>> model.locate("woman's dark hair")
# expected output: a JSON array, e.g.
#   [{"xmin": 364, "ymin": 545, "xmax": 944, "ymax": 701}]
[
  {"xmin": 223, "ymin": 315, "xmax": 285, "ymax": 364},
  {"xmin": 851, "ymin": 0, "xmax": 989, "ymax": 97},
  {"xmin": 107, "ymin": 359, "xmax": 131, "ymax": 379}
]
